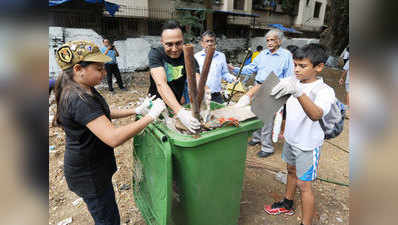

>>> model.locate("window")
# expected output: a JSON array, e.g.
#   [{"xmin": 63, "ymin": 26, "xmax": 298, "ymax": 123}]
[
  {"xmin": 313, "ymin": 1, "xmax": 322, "ymax": 18},
  {"xmin": 306, "ymin": 0, "xmax": 310, "ymax": 6}
]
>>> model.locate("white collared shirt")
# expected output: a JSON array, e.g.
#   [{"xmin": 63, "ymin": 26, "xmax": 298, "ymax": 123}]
[{"xmin": 194, "ymin": 50, "xmax": 236, "ymax": 93}]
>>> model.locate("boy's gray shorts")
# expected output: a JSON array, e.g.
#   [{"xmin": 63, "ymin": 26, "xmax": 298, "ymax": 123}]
[{"xmin": 282, "ymin": 142, "xmax": 321, "ymax": 181}]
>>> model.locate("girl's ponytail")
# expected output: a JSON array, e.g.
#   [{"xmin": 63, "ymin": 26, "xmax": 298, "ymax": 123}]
[{"xmin": 52, "ymin": 67, "xmax": 87, "ymax": 127}]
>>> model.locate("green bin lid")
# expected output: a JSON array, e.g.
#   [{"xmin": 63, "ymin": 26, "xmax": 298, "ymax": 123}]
[{"xmin": 153, "ymin": 102, "xmax": 263, "ymax": 147}]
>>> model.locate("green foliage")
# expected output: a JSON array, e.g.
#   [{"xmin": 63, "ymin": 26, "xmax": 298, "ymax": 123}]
[
  {"xmin": 320, "ymin": 0, "xmax": 349, "ymax": 55},
  {"xmin": 281, "ymin": 0, "xmax": 299, "ymax": 16},
  {"xmin": 176, "ymin": 10, "xmax": 208, "ymax": 42}
]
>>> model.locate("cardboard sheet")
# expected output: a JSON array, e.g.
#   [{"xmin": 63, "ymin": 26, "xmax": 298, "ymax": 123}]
[
  {"xmin": 211, "ymin": 105, "xmax": 256, "ymax": 122},
  {"xmin": 251, "ymin": 72, "xmax": 290, "ymax": 124}
]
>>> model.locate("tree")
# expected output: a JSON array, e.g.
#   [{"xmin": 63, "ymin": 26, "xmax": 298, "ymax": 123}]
[
  {"xmin": 281, "ymin": 0, "xmax": 299, "ymax": 16},
  {"xmin": 176, "ymin": 10, "xmax": 206, "ymax": 42},
  {"xmin": 204, "ymin": 0, "xmax": 214, "ymax": 31},
  {"xmin": 319, "ymin": 0, "xmax": 349, "ymax": 56}
]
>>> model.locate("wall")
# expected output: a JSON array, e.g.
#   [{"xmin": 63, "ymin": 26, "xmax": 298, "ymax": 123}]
[
  {"xmin": 49, "ymin": 26, "xmax": 319, "ymax": 76},
  {"xmin": 148, "ymin": 0, "xmax": 173, "ymax": 10},
  {"xmin": 49, "ymin": 27, "xmax": 159, "ymax": 76}
]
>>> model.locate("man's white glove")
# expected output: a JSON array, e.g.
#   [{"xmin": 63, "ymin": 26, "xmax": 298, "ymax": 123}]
[
  {"xmin": 147, "ymin": 98, "xmax": 166, "ymax": 120},
  {"xmin": 135, "ymin": 95, "xmax": 156, "ymax": 115},
  {"xmin": 270, "ymin": 77, "xmax": 303, "ymax": 99},
  {"xmin": 234, "ymin": 94, "xmax": 251, "ymax": 108},
  {"xmin": 176, "ymin": 108, "xmax": 201, "ymax": 133}
]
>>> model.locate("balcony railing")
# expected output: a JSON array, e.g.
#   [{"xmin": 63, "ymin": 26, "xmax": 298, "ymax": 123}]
[{"xmin": 104, "ymin": 7, "xmax": 176, "ymax": 20}]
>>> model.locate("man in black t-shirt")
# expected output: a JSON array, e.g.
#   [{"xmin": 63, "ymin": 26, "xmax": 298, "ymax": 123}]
[{"xmin": 148, "ymin": 20, "xmax": 201, "ymax": 133}]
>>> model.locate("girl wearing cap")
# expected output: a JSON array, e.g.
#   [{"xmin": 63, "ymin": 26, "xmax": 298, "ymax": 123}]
[{"xmin": 52, "ymin": 40, "xmax": 165, "ymax": 225}]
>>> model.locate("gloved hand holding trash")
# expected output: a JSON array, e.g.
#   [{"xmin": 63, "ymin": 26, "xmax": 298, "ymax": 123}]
[
  {"xmin": 147, "ymin": 98, "xmax": 166, "ymax": 120},
  {"xmin": 135, "ymin": 95, "xmax": 156, "ymax": 115},
  {"xmin": 270, "ymin": 77, "xmax": 303, "ymax": 99},
  {"xmin": 176, "ymin": 108, "xmax": 201, "ymax": 133}
]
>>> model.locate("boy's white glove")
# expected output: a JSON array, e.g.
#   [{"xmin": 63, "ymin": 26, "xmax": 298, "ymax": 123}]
[
  {"xmin": 271, "ymin": 77, "xmax": 303, "ymax": 99},
  {"xmin": 176, "ymin": 108, "xmax": 201, "ymax": 133},
  {"xmin": 234, "ymin": 94, "xmax": 250, "ymax": 108},
  {"xmin": 147, "ymin": 98, "xmax": 166, "ymax": 120},
  {"xmin": 135, "ymin": 95, "xmax": 156, "ymax": 115}
]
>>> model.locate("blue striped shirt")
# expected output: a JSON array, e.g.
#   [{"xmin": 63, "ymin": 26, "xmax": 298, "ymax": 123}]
[{"xmin": 233, "ymin": 48, "xmax": 294, "ymax": 82}]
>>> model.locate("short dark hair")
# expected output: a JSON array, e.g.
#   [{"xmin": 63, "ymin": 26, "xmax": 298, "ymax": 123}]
[
  {"xmin": 286, "ymin": 45, "xmax": 298, "ymax": 54},
  {"xmin": 161, "ymin": 20, "xmax": 182, "ymax": 34},
  {"xmin": 293, "ymin": 43, "xmax": 328, "ymax": 67},
  {"xmin": 201, "ymin": 30, "xmax": 216, "ymax": 39},
  {"xmin": 256, "ymin": 45, "xmax": 263, "ymax": 51}
]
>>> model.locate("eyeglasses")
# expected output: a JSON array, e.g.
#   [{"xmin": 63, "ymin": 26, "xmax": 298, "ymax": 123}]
[{"xmin": 163, "ymin": 41, "xmax": 183, "ymax": 48}]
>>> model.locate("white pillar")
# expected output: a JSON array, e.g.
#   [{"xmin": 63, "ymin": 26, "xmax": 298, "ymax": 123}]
[
  {"xmin": 222, "ymin": 0, "xmax": 234, "ymax": 11},
  {"xmin": 295, "ymin": 0, "xmax": 306, "ymax": 26},
  {"xmin": 319, "ymin": 0, "xmax": 327, "ymax": 27},
  {"xmin": 244, "ymin": 0, "xmax": 253, "ymax": 13}
]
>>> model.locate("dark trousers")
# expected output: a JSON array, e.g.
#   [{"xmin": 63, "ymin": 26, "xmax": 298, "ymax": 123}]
[
  {"xmin": 82, "ymin": 181, "xmax": 120, "ymax": 225},
  {"xmin": 211, "ymin": 92, "xmax": 225, "ymax": 104},
  {"xmin": 105, "ymin": 63, "xmax": 124, "ymax": 91}
]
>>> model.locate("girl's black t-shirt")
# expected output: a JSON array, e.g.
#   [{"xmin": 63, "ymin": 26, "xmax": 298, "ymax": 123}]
[{"xmin": 59, "ymin": 87, "xmax": 116, "ymax": 198}]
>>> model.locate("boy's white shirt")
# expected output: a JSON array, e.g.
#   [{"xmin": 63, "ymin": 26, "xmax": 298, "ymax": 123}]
[{"xmin": 284, "ymin": 77, "xmax": 335, "ymax": 151}]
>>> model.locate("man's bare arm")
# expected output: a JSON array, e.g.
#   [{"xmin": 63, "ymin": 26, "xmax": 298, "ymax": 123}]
[{"xmin": 150, "ymin": 67, "xmax": 183, "ymax": 114}]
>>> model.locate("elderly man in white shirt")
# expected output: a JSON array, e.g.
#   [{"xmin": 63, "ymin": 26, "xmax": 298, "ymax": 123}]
[{"xmin": 194, "ymin": 31, "xmax": 236, "ymax": 104}]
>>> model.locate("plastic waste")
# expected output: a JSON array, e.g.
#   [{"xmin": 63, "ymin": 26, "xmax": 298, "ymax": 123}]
[
  {"xmin": 275, "ymin": 171, "xmax": 287, "ymax": 184},
  {"xmin": 272, "ymin": 107, "xmax": 283, "ymax": 143}
]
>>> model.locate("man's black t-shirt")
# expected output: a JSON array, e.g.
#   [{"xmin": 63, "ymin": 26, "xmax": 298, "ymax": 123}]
[
  {"xmin": 148, "ymin": 46, "xmax": 199, "ymax": 101},
  {"xmin": 59, "ymin": 87, "xmax": 117, "ymax": 198}
]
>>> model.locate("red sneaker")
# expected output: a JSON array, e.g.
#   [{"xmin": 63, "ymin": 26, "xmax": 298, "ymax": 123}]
[{"xmin": 264, "ymin": 200, "xmax": 295, "ymax": 215}]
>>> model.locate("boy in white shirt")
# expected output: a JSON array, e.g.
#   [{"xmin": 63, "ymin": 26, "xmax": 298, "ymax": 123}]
[{"xmin": 264, "ymin": 44, "xmax": 335, "ymax": 225}]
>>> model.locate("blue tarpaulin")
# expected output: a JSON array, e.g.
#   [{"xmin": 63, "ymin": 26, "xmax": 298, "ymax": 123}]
[
  {"xmin": 104, "ymin": 2, "xmax": 119, "ymax": 16},
  {"xmin": 268, "ymin": 24, "xmax": 302, "ymax": 34},
  {"xmin": 49, "ymin": 0, "xmax": 119, "ymax": 16}
]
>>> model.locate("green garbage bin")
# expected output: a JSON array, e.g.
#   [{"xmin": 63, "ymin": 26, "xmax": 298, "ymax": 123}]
[{"xmin": 133, "ymin": 102, "xmax": 263, "ymax": 225}]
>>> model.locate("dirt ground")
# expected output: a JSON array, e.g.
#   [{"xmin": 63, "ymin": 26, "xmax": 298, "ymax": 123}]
[{"xmin": 49, "ymin": 69, "xmax": 349, "ymax": 225}]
